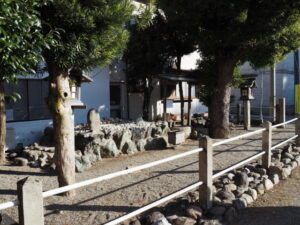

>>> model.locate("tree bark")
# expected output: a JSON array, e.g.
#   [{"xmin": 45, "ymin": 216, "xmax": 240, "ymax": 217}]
[
  {"xmin": 0, "ymin": 81, "xmax": 6, "ymax": 164},
  {"xmin": 47, "ymin": 64, "xmax": 75, "ymax": 197},
  {"xmin": 209, "ymin": 61, "xmax": 235, "ymax": 138}
]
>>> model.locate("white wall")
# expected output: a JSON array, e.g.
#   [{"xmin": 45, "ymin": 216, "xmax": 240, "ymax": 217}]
[
  {"xmin": 6, "ymin": 120, "xmax": 52, "ymax": 149},
  {"xmin": 74, "ymin": 66, "xmax": 110, "ymax": 124}
]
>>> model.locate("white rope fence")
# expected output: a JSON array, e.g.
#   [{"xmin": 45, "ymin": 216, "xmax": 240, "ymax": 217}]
[{"xmin": 0, "ymin": 117, "xmax": 298, "ymax": 225}]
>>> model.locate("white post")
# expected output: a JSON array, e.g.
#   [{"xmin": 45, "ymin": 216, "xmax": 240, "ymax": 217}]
[
  {"xmin": 17, "ymin": 177, "xmax": 44, "ymax": 225},
  {"xmin": 243, "ymin": 100, "xmax": 251, "ymax": 130},
  {"xmin": 199, "ymin": 137, "xmax": 213, "ymax": 209},
  {"xmin": 262, "ymin": 121, "xmax": 272, "ymax": 168}
]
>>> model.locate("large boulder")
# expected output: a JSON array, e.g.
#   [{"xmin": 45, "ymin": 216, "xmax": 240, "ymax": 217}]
[
  {"xmin": 122, "ymin": 140, "xmax": 138, "ymax": 155},
  {"xmin": 145, "ymin": 137, "xmax": 168, "ymax": 150},
  {"xmin": 102, "ymin": 139, "xmax": 121, "ymax": 157}
]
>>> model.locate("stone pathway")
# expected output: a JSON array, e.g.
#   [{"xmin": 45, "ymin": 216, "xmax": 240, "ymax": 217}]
[
  {"xmin": 230, "ymin": 166, "xmax": 300, "ymax": 225},
  {"xmin": 0, "ymin": 125, "xmax": 297, "ymax": 225}
]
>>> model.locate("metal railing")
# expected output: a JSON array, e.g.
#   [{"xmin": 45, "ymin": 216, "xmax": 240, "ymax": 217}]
[{"xmin": 0, "ymin": 116, "xmax": 299, "ymax": 225}]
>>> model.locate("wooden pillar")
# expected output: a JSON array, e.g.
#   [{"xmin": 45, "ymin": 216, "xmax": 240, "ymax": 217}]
[
  {"xmin": 163, "ymin": 81, "xmax": 167, "ymax": 121},
  {"xmin": 243, "ymin": 100, "xmax": 251, "ymax": 130},
  {"xmin": 296, "ymin": 113, "xmax": 300, "ymax": 147},
  {"xmin": 199, "ymin": 137, "xmax": 213, "ymax": 209},
  {"xmin": 278, "ymin": 98, "xmax": 286, "ymax": 128},
  {"xmin": 262, "ymin": 121, "xmax": 272, "ymax": 168},
  {"xmin": 237, "ymin": 103, "xmax": 241, "ymax": 124},
  {"xmin": 17, "ymin": 177, "xmax": 44, "ymax": 225},
  {"xmin": 179, "ymin": 81, "xmax": 184, "ymax": 126},
  {"xmin": 187, "ymin": 83, "xmax": 192, "ymax": 126}
]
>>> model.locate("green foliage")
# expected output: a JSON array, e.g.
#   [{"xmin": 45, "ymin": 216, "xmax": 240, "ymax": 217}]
[
  {"xmin": 0, "ymin": 0, "xmax": 55, "ymax": 83},
  {"xmin": 40, "ymin": 0, "xmax": 136, "ymax": 71}
]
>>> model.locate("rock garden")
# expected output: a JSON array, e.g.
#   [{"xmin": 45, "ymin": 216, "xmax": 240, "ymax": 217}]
[{"xmin": 121, "ymin": 143, "xmax": 300, "ymax": 225}]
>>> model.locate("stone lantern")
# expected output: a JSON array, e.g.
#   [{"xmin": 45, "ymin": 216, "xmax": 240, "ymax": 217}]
[
  {"xmin": 239, "ymin": 79, "xmax": 256, "ymax": 130},
  {"xmin": 69, "ymin": 68, "xmax": 93, "ymax": 109}
]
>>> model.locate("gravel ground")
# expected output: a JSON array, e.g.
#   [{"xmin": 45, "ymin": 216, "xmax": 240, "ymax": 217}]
[
  {"xmin": 230, "ymin": 166, "xmax": 300, "ymax": 225},
  {"xmin": 0, "ymin": 124, "xmax": 297, "ymax": 225}
]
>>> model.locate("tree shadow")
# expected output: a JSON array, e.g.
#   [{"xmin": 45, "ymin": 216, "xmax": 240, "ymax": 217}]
[{"xmin": 231, "ymin": 206, "xmax": 300, "ymax": 225}]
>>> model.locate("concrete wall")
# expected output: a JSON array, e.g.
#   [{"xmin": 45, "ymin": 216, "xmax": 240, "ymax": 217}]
[
  {"xmin": 74, "ymin": 66, "xmax": 111, "ymax": 124},
  {"xmin": 6, "ymin": 120, "xmax": 52, "ymax": 149}
]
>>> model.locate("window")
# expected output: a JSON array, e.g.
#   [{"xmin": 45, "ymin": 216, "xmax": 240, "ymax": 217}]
[{"xmin": 5, "ymin": 79, "xmax": 51, "ymax": 122}]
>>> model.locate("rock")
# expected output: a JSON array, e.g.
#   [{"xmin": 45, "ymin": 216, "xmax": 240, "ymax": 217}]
[
  {"xmin": 122, "ymin": 140, "xmax": 138, "ymax": 155},
  {"xmin": 185, "ymin": 205, "xmax": 203, "ymax": 220},
  {"xmin": 198, "ymin": 219, "xmax": 223, "ymax": 225},
  {"xmin": 102, "ymin": 139, "xmax": 120, "ymax": 157},
  {"xmin": 132, "ymin": 128, "xmax": 146, "ymax": 141},
  {"xmin": 130, "ymin": 220, "xmax": 141, "ymax": 225},
  {"xmin": 256, "ymin": 183, "xmax": 265, "ymax": 195},
  {"xmin": 8, "ymin": 152, "xmax": 17, "ymax": 158},
  {"xmin": 270, "ymin": 174, "xmax": 280, "ymax": 185},
  {"xmin": 119, "ymin": 130, "xmax": 133, "ymax": 150},
  {"xmin": 233, "ymin": 172, "xmax": 249, "ymax": 189},
  {"xmin": 152, "ymin": 127, "xmax": 163, "ymax": 137},
  {"xmin": 224, "ymin": 184, "xmax": 237, "ymax": 192},
  {"xmin": 295, "ymin": 156, "xmax": 300, "ymax": 165},
  {"xmin": 187, "ymin": 192, "xmax": 199, "ymax": 203},
  {"xmin": 281, "ymin": 167, "xmax": 291, "ymax": 179},
  {"xmin": 234, "ymin": 186, "xmax": 247, "ymax": 197},
  {"xmin": 208, "ymin": 206, "xmax": 226, "ymax": 217},
  {"xmin": 282, "ymin": 158, "xmax": 292, "ymax": 164},
  {"xmin": 246, "ymin": 188, "xmax": 258, "ymax": 200},
  {"xmin": 216, "ymin": 190, "xmax": 235, "ymax": 201},
  {"xmin": 291, "ymin": 160, "xmax": 298, "ymax": 169},
  {"xmin": 172, "ymin": 217, "xmax": 196, "ymax": 225},
  {"xmin": 233, "ymin": 198, "xmax": 247, "ymax": 210},
  {"xmin": 136, "ymin": 139, "xmax": 147, "ymax": 152},
  {"xmin": 283, "ymin": 152, "xmax": 294, "ymax": 160},
  {"xmin": 249, "ymin": 172, "xmax": 261, "ymax": 180},
  {"xmin": 293, "ymin": 146, "xmax": 300, "ymax": 153},
  {"xmin": 223, "ymin": 207, "xmax": 237, "ymax": 223},
  {"xmin": 0, "ymin": 213, "xmax": 17, "ymax": 225},
  {"xmin": 256, "ymin": 168, "xmax": 267, "ymax": 176},
  {"xmin": 227, "ymin": 173, "xmax": 235, "ymax": 180},
  {"xmin": 14, "ymin": 143, "xmax": 24, "ymax": 153},
  {"xmin": 145, "ymin": 137, "xmax": 168, "ymax": 150},
  {"xmin": 146, "ymin": 212, "xmax": 168, "ymax": 225},
  {"xmin": 87, "ymin": 109, "xmax": 101, "ymax": 134},
  {"xmin": 14, "ymin": 157, "xmax": 28, "ymax": 166},
  {"xmin": 241, "ymin": 193, "xmax": 253, "ymax": 205},
  {"xmin": 268, "ymin": 166, "xmax": 283, "ymax": 178}
]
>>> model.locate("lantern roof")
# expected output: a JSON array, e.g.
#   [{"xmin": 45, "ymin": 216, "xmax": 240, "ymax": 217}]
[{"xmin": 239, "ymin": 78, "xmax": 257, "ymax": 89}]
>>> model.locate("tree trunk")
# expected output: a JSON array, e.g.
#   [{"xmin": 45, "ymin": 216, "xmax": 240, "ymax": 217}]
[
  {"xmin": 209, "ymin": 61, "xmax": 235, "ymax": 138},
  {"xmin": 47, "ymin": 64, "xmax": 75, "ymax": 197},
  {"xmin": 0, "ymin": 81, "xmax": 6, "ymax": 164},
  {"xmin": 142, "ymin": 77, "xmax": 153, "ymax": 121}
]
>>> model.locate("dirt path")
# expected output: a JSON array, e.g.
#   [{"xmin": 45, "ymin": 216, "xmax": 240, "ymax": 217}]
[
  {"xmin": 230, "ymin": 166, "xmax": 300, "ymax": 225},
  {"xmin": 0, "ymin": 125, "xmax": 297, "ymax": 225}
]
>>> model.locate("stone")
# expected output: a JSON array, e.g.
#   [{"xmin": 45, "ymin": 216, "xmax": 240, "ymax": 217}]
[
  {"xmin": 295, "ymin": 156, "xmax": 300, "ymax": 165},
  {"xmin": 122, "ymin": 140, "xmax": 138, "ymax": 155},
  {"xmin": 216, "ymin": 190, "xmax": 235, "ymax": 201},
  {"xmin": 233, "ymin": 172, "xmax": 249, "ymax": 189},
  {"xmin": 172, "ymin": 217, "xmax": 196, "ymax": 225},
  {"xmin": 208, "ymin": 206, "xmax": 226, "ymax": 217},
  {"xmin": 293, "ymin": 146, "xmax": 300, "ymax": 152},
  {"xmin": 246, "ymin": 188, "xmax": 258, "ymax": 200},
  {"xmin": 249, "ymin": 172, "xmax": 261, "ymax": 179},
  {"xmin": 227, "ymin": 173, "xmax": 235, "ymax": 180},
  {"xmin": 256, "ymin": 183, "xmax": 265, "ymax": 195},
  {"xmin": 256, "ymin": 168, "xmax": 267, "ymax": 176},
  {"xmin": 8, "ymin": 152, "xmax": 17, "ymax": 158},
  {"xmin": 118, "ymin": 130, "xmax": 133, "ymax": 151},
  {"xmin": 14, "ymin": 157, "xmax": 28, "ymax": 166},
  {"xmin": 132, "ymin": 128, "xmax": 146, "ymax": 141},
  {"xmin": 152, "ymin": 127, "xmax": 163, "ymax": 137},
  {"xmin": 291, "ymin": 161, "xmax": 298, "ymax": 169},
  {"xmin": 199, "ymin": 219, "xmax": 223, "ymax": 225},
  {"xmin": 224, "ymin": 184, "xmax": 237, "ymax": 192},
  {"xmin": 146, "ymin": 212, "xmax": 166, "ymax": 224},
  {"xmin": 168, "ymin": 131, "xmax": 185, "ymax": 145},
  {"xmin": 234, "ymin": 186, "xmax": 247, "ymax": 197},
  {"xmin": 130, "ymin": 220, "xmax": 141, "ymax": 225},
  {"xmin": 136, "ymin": 139, "xmax": 147, "ymax": 152},
  {"xmin": 241, "ymin": 193, "xmax": 253, "ymax": 205},
  {"xmin": 102, "ymin": 139, "xmax": 120, "ymax": 157},
  {"xmin": 270, "ymin": 174, "xmax": 280, "ymax": 185},
  {"xmin": 87, "ymin": 109, "xmax": 101, "ymax": 134},
  {"xmin": 282, "ymin": 158, "xmax": 292, "ymax": 164},
  {"xmin": 185, "ymin": 205, "xmax": 203, "ymax": 220},
  {"xmin": 283, "ymin": 152, "xmax": 294, "ymax": 160},
  {"xmin": 281, "ymin": 167, "xmax": 291, "ymax": 179},
  {"xmin": 233, "ymin": 198, "xmax": 247, "ymax": 210},
  {"xmin": 161, "ymin": 127, "xmax": 170, "ymax": 137},
  {"xmin": 268, "ymin": 166, "xmax": 283, "ymax": 178},
  {"xmin": 223, "ymin": 207, "xmax": 237, "ymax": 223},
  {"xmin": 145, "ymin": 137, "xmax": 168, "ymax": 150}
]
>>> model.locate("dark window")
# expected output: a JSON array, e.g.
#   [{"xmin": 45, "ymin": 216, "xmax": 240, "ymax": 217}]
[{"xmin": 5, "ymin": 79, "xmax": 51, "ymax": 122}]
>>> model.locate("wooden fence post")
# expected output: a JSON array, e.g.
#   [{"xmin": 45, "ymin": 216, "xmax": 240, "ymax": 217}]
[
  {"xmin": 296, "ymin": 113, "xmax": 300, "ymax": 147},
  {"xmin": 262, "ymin": 121, "xmax": 272, "ymax": 168},
  {"xmin": 237, "ymin": 104, "xmax": 241, "ymax": 124},
  {"xmin": 278, "ymin": 98, "xmax": 286, "ymax": 128},
  {"xmin": 199, "ymin": 136, "xmax": 213, "ymax": 209},
  {"xmin": 17, "ymin": 177, "xmax": 44, "ymax": 225}
]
